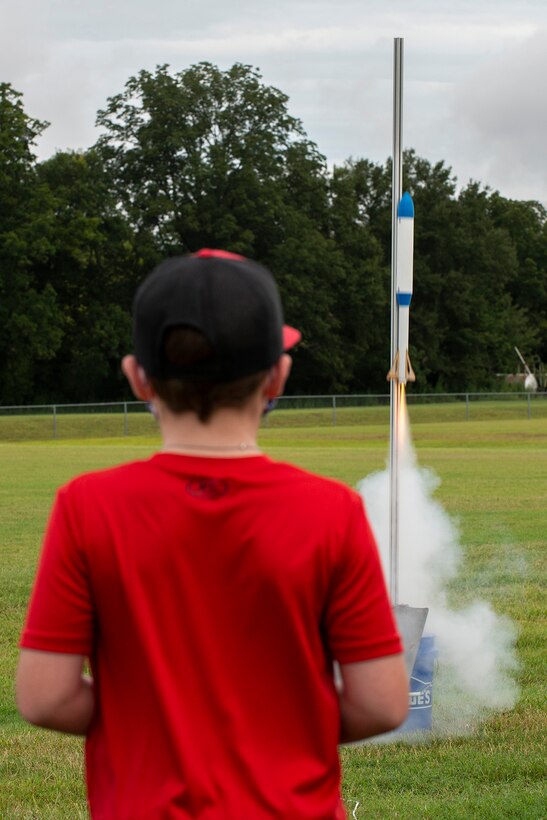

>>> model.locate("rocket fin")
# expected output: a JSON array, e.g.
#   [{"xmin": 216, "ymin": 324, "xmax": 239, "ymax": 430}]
[
  {"xmin": 387, "ymin": 352, "xmax": 399, "ymax": 381},
  {"xmin": 405, "ymin": 352, "xmax": 416, "ymax": 382}
]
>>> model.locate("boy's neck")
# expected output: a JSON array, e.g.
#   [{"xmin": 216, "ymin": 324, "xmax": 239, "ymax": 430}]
[{"xmin": 158, "ymin": 404, "xmax": 262, "ymax": 458}]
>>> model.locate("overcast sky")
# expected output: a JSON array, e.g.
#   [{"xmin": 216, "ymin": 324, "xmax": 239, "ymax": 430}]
[{"xmin": 3, "ymin": 0, "xmax": 547, "ymax": 203}]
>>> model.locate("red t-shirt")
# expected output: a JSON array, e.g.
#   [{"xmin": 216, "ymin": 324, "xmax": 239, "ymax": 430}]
[{"xmin": 21, "ymin": 453, "xmax": 401, "ymax": 819}]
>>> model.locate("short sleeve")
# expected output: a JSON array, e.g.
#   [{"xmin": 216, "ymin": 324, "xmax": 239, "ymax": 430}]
[
  {"xmin": 324, "ymin": 493, "xmax": 402, "ymax": 665},
  {"xmin": 20, "ymin": 485, "xmax": 94, "ymax": 655}
]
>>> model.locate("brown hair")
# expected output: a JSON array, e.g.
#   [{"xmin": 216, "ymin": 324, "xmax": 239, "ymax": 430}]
[{"xmin": 149, "ymin": 327, "xmax": 268, "ymax": 422}]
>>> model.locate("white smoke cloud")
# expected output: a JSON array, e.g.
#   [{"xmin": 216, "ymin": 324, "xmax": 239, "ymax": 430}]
[{"xmin": 358, "ymin": 416, "xmax": 520, "ymax": 738}]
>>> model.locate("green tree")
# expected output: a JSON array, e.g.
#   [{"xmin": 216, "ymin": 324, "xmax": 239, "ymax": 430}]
[
  {"xmin": 401, "ymin": 151, "xmax": 459, "ymax": 389},
  {"xmin": 267, "ymin": 219, "xmax": 350, "ymax": 392},
  {"xmin": 34, "ymin": 149, "xmax": 141, "ymax": 401},
  {"xmin": 3, "ymin": 69, "xmax": 543, "ymax": 402},
  {"xmin": 487, "ymin": 193, "xmax": 547, "ymax": 370},
  {"xmin": 0, "ymin": 84, "xmax": 63, "ymax": 403},
  {"xmin": 328, "ymin": 160, "xmax": 391, "ymax": 392},
  {"xmin": 333, "ymin": 151, "xmax": 539, "ymax": 392},
  {"xmin": 254, "ymin": 143, "xmax": 362, "ymax": 393},
  {"xmin": 95, "ymin": 62, "xmax": 314, "ymax": 257},
  {"xmin": 406, "ymin": 169, "xmax": 539, "ymax": 391},
  {"xmin": 432, "ymin": 182, "xmax": 537, "ymax": 390},
  {"xmin": 95, "ymin": 62, "xmax": 358, "ymax": 392}
]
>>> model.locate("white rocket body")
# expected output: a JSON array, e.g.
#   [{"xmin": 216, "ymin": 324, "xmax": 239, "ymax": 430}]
[{"xmin": 390, "ymin": 191, "xmax": 415, "ymax": 384}]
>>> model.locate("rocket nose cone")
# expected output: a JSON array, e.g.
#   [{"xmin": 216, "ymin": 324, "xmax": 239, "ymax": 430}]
[{"xmin": 398, "ymin": 192, "xmax": 414, "ymax": 218}]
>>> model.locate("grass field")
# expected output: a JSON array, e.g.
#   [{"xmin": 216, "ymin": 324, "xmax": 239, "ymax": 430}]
[{"xmin": 1, "ymin": 410, "xmax": 545, "ymax": 818}]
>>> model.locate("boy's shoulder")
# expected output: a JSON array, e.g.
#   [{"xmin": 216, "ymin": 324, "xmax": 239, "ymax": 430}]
[
  {"xmin": 58, "ymin": 453, "xmax": 362, "ymax": 509},
  {"xmin": 258, "ymin": 456, "xmax": 362, "ymax": 506},
  {"xmin": 58, "ymin": 456, "xmax": 158, "ymax": 497}
]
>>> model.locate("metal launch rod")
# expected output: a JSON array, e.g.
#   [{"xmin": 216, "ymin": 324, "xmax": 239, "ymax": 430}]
[
  {"xmin": 389, "ymin": 38, "xmax": 404, "ymax": 605},
  {"xmin": 387, "ymin": 40, "xmax": 428, "ymax": 673}
]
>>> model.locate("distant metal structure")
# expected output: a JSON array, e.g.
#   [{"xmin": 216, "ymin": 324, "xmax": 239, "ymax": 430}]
[
  {"xmin": 514, "ymin": 347, "xmax": 539, "ymax": 391},
  {"xmin": 499, "ymin": 347, "xmax": 546, "ymax": 391}
]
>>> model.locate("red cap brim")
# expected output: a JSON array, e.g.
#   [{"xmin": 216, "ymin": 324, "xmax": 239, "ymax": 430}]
[{"xmin": 283, "ymin": 325, "xmax": 301, "ymax": 351}]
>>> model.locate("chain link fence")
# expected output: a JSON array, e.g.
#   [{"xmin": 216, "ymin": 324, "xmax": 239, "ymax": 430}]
[{"xmin": 0, "ymin": 392, "xmax": 545, "ymax": 441}]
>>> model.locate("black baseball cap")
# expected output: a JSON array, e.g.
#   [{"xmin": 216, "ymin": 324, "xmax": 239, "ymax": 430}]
[{"xmin": 133, "ymin": 249, "xmax": 301, "ymax": 382}]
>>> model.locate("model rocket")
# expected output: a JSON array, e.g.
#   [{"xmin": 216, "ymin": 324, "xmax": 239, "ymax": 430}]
[{"xmin": 388, "ymin": 191, "xmax": 416, "ymax": 384}]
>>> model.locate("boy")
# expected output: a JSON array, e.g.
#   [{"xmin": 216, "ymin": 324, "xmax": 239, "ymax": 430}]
[{"xmin": 17, "ymin": 249, "xmax": 407, "ymax": 819}]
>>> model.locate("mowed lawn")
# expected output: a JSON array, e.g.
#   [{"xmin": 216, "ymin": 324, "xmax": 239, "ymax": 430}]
[{"xmin": 1, "ymin": 413, "xmax": 545, "ymax": 818}]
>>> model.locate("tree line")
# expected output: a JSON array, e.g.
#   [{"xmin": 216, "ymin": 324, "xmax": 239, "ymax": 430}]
[{"xmin": 1, "ymin": 63, "xmax": 546, "ymax": 404}]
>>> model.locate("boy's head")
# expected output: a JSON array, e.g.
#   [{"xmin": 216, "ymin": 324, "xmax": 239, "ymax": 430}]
[{"xmin": 129, "ymin": 249, "xmax": 301, "ymax": 420}]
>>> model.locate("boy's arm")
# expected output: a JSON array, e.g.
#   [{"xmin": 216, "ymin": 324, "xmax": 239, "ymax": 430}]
[
  {"xmin": 338, "ymin": 653, "xmax": 408, "ymax": 743},
  {"xmin": 16, "ymin": 649, "xmax": 94, "ymax": 735}
]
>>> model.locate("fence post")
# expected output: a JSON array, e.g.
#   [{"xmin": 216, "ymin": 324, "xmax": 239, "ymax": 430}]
[
  {"xmin": 465, "ymin": 393, "xmax": 469, "ymax": 421},
  {"xmin": 332, "ymin": 395, "xmax": 336, "ymax": 426},
  {"xmin": 53, "ymin": 405, "xmax": 57, "ymax": 439},
  {"xmin": 123, "ymin": 402, "xmax": 128, "ymax": 436}
]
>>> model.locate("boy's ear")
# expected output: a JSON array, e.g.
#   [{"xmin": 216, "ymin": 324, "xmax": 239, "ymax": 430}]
[
  {"xmin": 121, "ymin": 355, "xmax": 155, "ymax": 401},
  {"xmin": 265, "ymin": 354, "xmax": 293, "ymax": 399}
]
